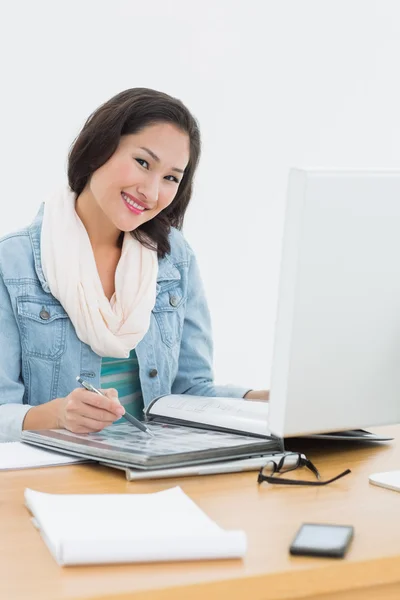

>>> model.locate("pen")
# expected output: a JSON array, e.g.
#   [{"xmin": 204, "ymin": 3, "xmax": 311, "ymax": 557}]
[{"xmin": 76, "ymin": 376, "xmax": 154, "ymax": 437}]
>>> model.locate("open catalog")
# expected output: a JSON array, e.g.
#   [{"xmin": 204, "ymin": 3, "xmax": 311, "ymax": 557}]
[
  {"xmin": 21, "ymin": 395, "xmax": 280, "ymax": 470},
  {"xmin": 21, "ymin": 394, "xmax": 392, "ymax": 472}
]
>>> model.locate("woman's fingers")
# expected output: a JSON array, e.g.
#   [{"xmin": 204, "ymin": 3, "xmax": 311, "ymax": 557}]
[
  {"xmin": 78, "ymin": 389, "xmax": 124, "ymax": 417},
  {"xmin": 62, "ymin": 388, "xmax": 124, "ymax": 432}
]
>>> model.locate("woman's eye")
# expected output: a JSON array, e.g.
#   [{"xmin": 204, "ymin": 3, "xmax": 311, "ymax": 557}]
[
  {"xmin": 135, "ymin": 158, "xmax": 180, "ymax": 183},
  {"xmin": 135, "ymin": 158, "xmax": 149, "ymax": 169},
  {"xmin": 165, "ymin": 175, "xmax": 180, "ymax": 184}
]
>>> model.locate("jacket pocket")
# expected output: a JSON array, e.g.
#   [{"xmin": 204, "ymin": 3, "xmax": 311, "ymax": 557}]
[
  {"xmin": 17, "ymin": 296, "xmax": 69, "ymax": 359},
  {"xmin": 152, "ymin": 285, "xmax": 185, "ymax": 348}
]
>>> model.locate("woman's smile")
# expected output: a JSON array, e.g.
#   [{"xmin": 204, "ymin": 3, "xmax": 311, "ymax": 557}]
[{"xmin": 121, "ymin": 191, "xmax": 147, "ymax": 215}]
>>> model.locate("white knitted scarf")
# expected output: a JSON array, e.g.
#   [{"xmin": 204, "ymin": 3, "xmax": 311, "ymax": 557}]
[{"xmin": 41, "ymin": 187, "xmax": 158, "ymax": 358}]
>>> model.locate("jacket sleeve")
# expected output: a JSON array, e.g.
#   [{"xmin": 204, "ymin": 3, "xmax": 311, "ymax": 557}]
[
  {"xmin": 0, "ymin": 270, "xmax": 31, "ymax": 440},
  {"xmin": 171, "ymin": 242, "xmax": 251, "ymax": 399}
]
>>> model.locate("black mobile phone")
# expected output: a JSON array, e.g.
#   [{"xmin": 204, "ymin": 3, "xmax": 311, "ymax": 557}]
[{"xmin": 289, "ymin": 523, "xmax": 354, "ymax": 558}]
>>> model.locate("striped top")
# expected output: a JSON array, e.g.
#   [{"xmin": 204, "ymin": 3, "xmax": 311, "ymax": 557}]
[{"xmin": 100, "ymin": 349, "xmax": 144, "ymax": 420}]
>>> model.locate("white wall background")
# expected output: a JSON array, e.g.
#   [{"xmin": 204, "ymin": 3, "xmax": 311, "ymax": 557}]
[{"xmin": 0, "ymin": 0, "xmax": 399, "ymax": 390}]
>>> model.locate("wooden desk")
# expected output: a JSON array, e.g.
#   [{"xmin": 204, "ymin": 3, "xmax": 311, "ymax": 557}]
[{"xmin": 1, "ymin": 426, "xmax": 400, "ymax": 600}]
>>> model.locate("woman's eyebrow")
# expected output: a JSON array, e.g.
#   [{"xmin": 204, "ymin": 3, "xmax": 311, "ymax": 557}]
[{"xmin": 140, "ymin": 146, "xmax": 185, "ymax": 174}]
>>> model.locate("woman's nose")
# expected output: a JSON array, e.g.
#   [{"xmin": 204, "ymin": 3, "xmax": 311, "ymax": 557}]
[{"xmin": 137, "ymin": 175, "xmax": 159, "ymax": 206}]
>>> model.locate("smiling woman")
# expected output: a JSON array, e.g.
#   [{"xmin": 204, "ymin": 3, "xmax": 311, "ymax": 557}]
[
  {"xmin": 75, "ymin": 122, "xmax": 190, "ymax": 248},
  {"xmin": 0, "ymin": 87, "xmax": 267, "ymax": 442}
]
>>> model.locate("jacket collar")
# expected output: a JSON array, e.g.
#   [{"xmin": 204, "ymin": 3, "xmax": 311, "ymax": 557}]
[
  {"xmin": 28, "ymin": 204, "xmax": 50, "ymax": 293},
  {"xmin": 28, "ymin": 203, "xmax": 181, "ymax": 294}
]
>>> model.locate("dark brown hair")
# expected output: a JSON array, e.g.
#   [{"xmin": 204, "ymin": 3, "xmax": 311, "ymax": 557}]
[{"xmin": 68, "ymin": 88, "xmax": 201, "ymax": 257}]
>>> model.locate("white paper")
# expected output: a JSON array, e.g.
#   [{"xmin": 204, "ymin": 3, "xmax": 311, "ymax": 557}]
[
  {"xmin": 149, "ymin": 394, "xmax": 270, "ymax": 436},
  {"xmin": 0, "ymin": 442, "xmax": 84, "ymax": 470},
  {"xmin": 24, "ymin": 486, "xmax": 246, "ymax": 566}
]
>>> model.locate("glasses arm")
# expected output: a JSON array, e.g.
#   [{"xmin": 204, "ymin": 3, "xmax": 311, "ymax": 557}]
[
  {"xmin": 259, "ymin": 468, "xmax": 351, "ymax": 486},
  {"xmin": 301, "ymin": 457, "xmax": 321, "ymax": 480}
]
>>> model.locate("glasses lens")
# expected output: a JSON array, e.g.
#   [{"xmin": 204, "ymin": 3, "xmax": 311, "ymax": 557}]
[
  {"xmin": 279, "ymin": 453, "xmax": 301, "ymax": 473},
  {"xmin": 259, "ymin": 454, "xmax": 302, "ymax": 480},
  {"xmin": 260, "ymin": 461, "xmax": 277, "ymax": 478}
]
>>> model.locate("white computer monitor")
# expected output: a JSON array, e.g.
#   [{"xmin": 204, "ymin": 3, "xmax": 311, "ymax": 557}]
[{"xmin": 268, "ymin": 169, "xmax": 400, "ymax": 438}]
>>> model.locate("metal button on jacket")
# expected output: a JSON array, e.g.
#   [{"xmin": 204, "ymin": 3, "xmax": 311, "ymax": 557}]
[
  {"xmin": 39, "ymin": 309, "xmax": 50, "ymax": 320},
  {"xmin": 149, "ymin": 369, "xmax": 158, "ymax": 378},
  {"xmin": 169, "ymin": 295, "xmax": 179, "ymax": 307}
]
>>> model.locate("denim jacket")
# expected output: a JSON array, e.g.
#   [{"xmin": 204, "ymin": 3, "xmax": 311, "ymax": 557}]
[{"xmin": 0, "ymin": 205, "xmax": 248, "ymax": 440}]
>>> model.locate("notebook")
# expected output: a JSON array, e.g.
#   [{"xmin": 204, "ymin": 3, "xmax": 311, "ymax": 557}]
[
  {"xmin": 21, "ymin": 396, "xmax": 281, "ymax": 470},
  {"xmin": 100, "ymin": 452, "xmax": 302, "ymax": 480},
  {"xmin": 24, "ymin": 486, "xmax": 247, "ymax": 566},
  {"xmin": 145, "ymin": 395, "xmax": 393, "ymax": 441},
  {"xmin": 0, "ymin": 441, "xmax": 85, "ymax": 470}
]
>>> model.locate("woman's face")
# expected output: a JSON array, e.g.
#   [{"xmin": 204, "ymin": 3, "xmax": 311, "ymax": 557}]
[{"xmin": 87, "ymin": 122, "xmax": 190, "ymax": 233}]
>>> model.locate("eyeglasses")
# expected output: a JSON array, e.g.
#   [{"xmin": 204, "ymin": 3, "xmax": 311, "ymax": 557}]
[{"xmin": 257, "ymin": 453, "xmax": 351, "ymax": 486}]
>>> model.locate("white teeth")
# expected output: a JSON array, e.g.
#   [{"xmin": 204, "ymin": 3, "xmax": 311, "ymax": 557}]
[{"xmin": 122, "ymin": 192, "xmax": 145, "ymax": 211}]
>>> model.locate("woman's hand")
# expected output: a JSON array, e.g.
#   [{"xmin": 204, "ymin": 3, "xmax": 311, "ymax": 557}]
[
  {"xmin": 244, "ymin": 389, "xmax": 269, "ymax": 401},
  {"xmin": 55, "ymin": 387, "xmax": 125, "ymax": 433}
]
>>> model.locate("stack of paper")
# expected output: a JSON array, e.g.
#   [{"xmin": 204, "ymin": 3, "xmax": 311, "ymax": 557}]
[
  {"xmin": 0, "ymin": 442, "xmax": 85, "ymax": 470},
  {"xmin": 25, "ymin": 486, "xmax": 247, "ymax": 566}
]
